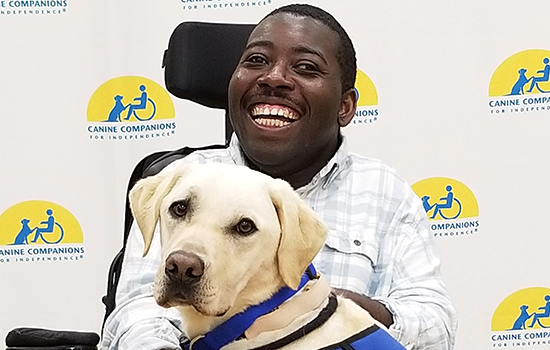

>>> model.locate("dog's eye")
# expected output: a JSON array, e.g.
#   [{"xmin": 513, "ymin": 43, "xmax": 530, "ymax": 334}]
[
  {"xmin": 169, "ymin": 201, "xmax": 188, "ymax": 218},
  {"xmin": 235, "ymin": 218, "xmax": 257, "ymax": 235}
]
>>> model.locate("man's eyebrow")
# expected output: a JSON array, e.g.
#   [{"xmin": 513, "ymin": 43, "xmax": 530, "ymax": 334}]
[
  {"xmin": 291, "ymin": 45, "xmax": 328, "ymax": 65},
  {"xmin": 244, "ymin": 40, "xmax": 273, "ymax": 51},
  {"xmin": 244, "ymin": 41, "xmax": 329, "ymax": 65}
]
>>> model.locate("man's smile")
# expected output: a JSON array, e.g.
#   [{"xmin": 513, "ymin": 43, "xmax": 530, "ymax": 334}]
[{"xmin": 249, "ymin": 103, "xmax": 300, "ymax": 128}]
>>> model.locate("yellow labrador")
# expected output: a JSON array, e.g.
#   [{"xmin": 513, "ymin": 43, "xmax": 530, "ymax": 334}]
[{"xmin": 129, "ymin": 162, "xmax": 397, "ymax": 350}]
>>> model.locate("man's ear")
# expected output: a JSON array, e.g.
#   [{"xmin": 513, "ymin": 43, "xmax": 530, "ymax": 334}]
[
  {"xmin": 338, "ymin": 87, "xmax": 358, "ymax": 127},
  {"xmin": 128, "ymin": 165, "xmax": 188, "ymax": 256},
  {"xmin": 270, "ymin": 180, "xmax": 328, "ymax": 290}
]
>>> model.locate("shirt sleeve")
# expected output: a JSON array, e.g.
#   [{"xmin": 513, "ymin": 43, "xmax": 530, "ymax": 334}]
[
  {"xmin": 100, "ymin": 222, "xmax": 183, "ymax": 350},
  {"xmin": 372, "ymin": 186, "xmax": 458, "ymax": 350}
]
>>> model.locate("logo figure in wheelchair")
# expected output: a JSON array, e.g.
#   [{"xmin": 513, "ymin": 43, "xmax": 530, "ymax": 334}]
[
  {"xmin": 509, "ymin": 57, "xmax": 550, "ymax": 95},
  {"xmin": 527, "ymin": 57, "xmax": 550, "ymax": 94},
  {"xmin": 106, "ymin": 84, "xmax": 157, "ymax": 122},
  {"xmin": 421, "ymin": 185, "xmax": 462, "ymax": 220},
  {"xmin": 11, "ymin": 209, "xmax": 65, "ymax": 245}
]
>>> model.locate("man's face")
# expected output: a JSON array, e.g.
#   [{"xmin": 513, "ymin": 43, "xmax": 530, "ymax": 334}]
[{"xmin": 228, "ymin": 13, "xmax": 352, "ymax": 179}]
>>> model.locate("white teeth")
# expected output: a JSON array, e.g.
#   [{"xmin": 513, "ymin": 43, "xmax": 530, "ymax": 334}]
[
  {"xmin": 286, "ymin": 110, "xmax": 298, "ymax": 120},
  {"xmin": 251, "ymin": 105, "xmax": 298, "ymax": 120},
  {"xmin": 254, "ymin": 118, "xmax": 291, "ymax": 127}
]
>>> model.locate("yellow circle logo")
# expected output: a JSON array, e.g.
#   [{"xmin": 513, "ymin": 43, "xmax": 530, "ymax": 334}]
[
  {"xmin": 492, "ymin": 287, "xmax": 550, "ymax": 331},
  {"xmin": 87, "ymin": 76, "xmax": 175, "ymax": 122},
  {"xmin": 353, "ymin": 69, "xmax": 379, "ymax": 124},
  {"xmin": 0, "ymin": 201, "xmax": 83, "ymax": 246},
  {"xmin": 489, "ymin": 49, "xmax": 550, "ymax": 97},
  {"xmin": 412, "ymin": 177, "xmax": 479, "ymax": 221}
]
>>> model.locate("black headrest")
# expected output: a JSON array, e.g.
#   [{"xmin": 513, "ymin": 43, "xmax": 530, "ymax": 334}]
[{"xmin": 163, "ymin": 22, "xmax": 256, "ymax": 110}]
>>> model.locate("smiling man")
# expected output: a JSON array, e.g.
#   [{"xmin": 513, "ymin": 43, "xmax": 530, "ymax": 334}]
[
  {"xmin": 227, "ymin": 9, "xmax": 356, "ymax": 189},
  {"xmin": 101, "ymin": 4, "xmax": 457, "ymax": 350}
]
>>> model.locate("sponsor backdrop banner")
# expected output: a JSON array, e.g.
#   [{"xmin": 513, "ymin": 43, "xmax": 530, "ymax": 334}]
[{"xmin": 1, "ymin": 0, "xmax": 549, "ymax": 349}]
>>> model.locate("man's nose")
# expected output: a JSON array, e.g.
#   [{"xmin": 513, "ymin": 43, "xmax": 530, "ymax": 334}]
[{"xmin": 257, "ymin": 62, "xmax": 294, "ymax": 89}]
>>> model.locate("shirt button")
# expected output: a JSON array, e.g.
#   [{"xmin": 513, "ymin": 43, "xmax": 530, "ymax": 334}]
[{"xmin": 353, "ymin": 239, "xmax": 361, "ymax": 246}]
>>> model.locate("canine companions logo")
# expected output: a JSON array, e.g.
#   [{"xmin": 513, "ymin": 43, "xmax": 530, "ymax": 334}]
[
  {"xmin": 411, "ymin": 177, "xmax": 480, "ymax": 237},
  {"xmin": 353, "ymin": 69, "xmax": 379, "ymax": 125},
  {"xmin": 489, "ymin": 49, "xmax": 550, "ymax": 115},
  {"xmin": 87, "ymin": 76, "xmax": 177, "ymax": 141},
  {"xmin": 491, "ymin": 287, "xmax": 550, "ymax": 348},
  {"xmin": 0, "ymin": 0, "xmax": 67, "ymax": 16},
  {"xmin": 179, "ymin": 0, "xmax": 273, "ymax": 11},
  {"xmin": 0, "ymin": 200, "xmax": 85, "ymax": 264}
]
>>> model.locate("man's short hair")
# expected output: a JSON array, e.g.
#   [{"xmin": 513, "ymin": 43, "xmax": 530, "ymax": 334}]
[{"xmin": 264, "ymin": 4, "xmax": 357, "ymax": 92}]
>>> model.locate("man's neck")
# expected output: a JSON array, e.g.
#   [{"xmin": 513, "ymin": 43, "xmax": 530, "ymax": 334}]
[{"xmin": 242, "ymin": 135, "xmax": 342, "ymax": 189}]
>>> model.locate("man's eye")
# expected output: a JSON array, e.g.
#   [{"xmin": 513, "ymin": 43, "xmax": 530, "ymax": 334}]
[
  {"xmin": 169, "ymin": 201, "xmax": 188, "ymax": 218},
  {"xmin": 235, "ymin": 218, "xmax": 257, "ymax": 236},
  {"xmin": 244, "ymin": 55, "xmax": 267, "ymax": 65},
  {"xmin": 296, "ymin": 62, "xmax": 319, "ymax": 72}
]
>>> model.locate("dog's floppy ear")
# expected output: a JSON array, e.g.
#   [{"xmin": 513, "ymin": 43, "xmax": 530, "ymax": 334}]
[
  {"xmin": 270, "ymin": 179, "xmax": 328, "ymax": 290},
  {"xmin": 129, "ymin": 164, "xmax": 187, "ymax": 256}
]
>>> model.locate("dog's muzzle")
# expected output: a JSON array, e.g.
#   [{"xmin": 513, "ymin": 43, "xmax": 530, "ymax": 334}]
[{"xmin": 156, "ymin": 250, "xmax": 205, "ymax": 307}]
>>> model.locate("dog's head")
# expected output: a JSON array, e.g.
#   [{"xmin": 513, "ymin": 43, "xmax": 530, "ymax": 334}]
[{"xmin": 129, "ymin": 162, "xmax": 328, "ymax": 319}]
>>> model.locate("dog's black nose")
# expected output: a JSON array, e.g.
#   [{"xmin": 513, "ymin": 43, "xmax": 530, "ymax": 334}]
[{"xmin": 165, "ymin": 251, "xmax": 205, "ymax": 282}]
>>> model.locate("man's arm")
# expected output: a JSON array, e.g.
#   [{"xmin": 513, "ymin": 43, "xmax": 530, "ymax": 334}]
[
  {"xmin": 323, "ymin": 173, "xmax": 457, "ymax": 349},
  {"xmin": 100, "ymin": 222, "xmax": 183, "ymax": 350},
  {"xmin": 332, "ymin": 288, "xmax": 394, "ymax": 327},
  {"xmin": 371, "ymin": 189, "xmax": 457, "ymax": 350}
]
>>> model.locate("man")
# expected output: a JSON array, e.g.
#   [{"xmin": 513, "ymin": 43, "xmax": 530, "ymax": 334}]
[{"xmin": 101, "ymin": 4, "xmax": 458, "ymax": 349}]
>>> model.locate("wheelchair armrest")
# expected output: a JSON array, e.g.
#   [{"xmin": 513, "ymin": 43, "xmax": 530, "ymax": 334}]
[
  {"xmin": 7, "ymin": 347, "xmax": 96, "ymax": 350},
  {"xmin": 5, "ymin": 328, "xmax": 99, "ymax": 350}
]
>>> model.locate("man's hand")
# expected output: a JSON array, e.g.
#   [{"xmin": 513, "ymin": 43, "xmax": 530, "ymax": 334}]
[{"xmin": 332, "ymin": 288, "xmax": 394, "ymax": 328}]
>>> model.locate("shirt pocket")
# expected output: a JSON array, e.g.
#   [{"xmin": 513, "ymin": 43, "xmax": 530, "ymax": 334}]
[{"xmin": 318, "ymin": 230, "xmax": 379, "ymax": 293}]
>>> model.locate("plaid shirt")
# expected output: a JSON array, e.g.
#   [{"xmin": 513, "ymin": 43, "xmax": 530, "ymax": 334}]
[{"xmin": 100, "ymin": 135, "xmax": 458, "ymax": 350}]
